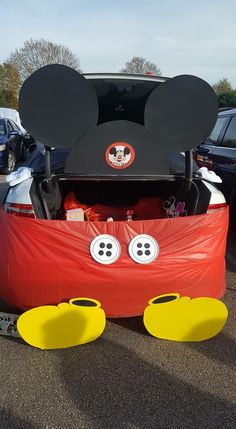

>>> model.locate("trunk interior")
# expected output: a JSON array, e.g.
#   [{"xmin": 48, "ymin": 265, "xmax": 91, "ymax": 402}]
[{"xmin": 34, "ymin": 177, "xmax": 211, "ymax": 220}]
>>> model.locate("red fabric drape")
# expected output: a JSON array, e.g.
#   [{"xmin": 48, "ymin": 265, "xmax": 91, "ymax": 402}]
[{"xmin": 0, "ymin": 207, "xmax": 228, "ymax": 317}]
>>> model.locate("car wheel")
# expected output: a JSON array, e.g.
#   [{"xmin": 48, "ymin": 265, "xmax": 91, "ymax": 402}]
[
  {"xmin": 3, "ymin": 150, "xmax": 16, "ymax": 174},
  {"xmin": 226, "ymin": 225, "xmax": 236, "ymax": 272}
]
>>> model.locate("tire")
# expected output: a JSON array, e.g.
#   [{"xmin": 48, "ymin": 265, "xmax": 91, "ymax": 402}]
[
  {"xmin": 2, "ymin": 150, "xmax": 16, "ymax": 174},
  {"xmin": 226, "ymin": 226, "xmax": 236, "ymax": 272}
]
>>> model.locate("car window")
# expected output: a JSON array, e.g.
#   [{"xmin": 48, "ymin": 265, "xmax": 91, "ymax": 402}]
[
  {"xmin": 0, "ymin": 120, "xmax": 6, "ymax": 136},
  {"xmin": 208, "ymin": 116, "xmax": 228, "ymax": 143},
  {"xmin": 7, "ymin": 121, "xmax": 13, "ymax": 133},
  {"xmin": 90, "ymin": 78, "xmax": 162, "ymax": 125},
  {"xmin": 9, "ymin": 120, "xmax": 20, "ymax": 132},
  {"xmin": 222, "ymin": 116, "xmax": 236, "ymax": 148}
]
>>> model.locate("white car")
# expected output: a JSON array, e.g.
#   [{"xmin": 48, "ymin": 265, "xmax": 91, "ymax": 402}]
[{"xmin": 0, "ymin": 67, "xmax": 228, "ymax": 318}]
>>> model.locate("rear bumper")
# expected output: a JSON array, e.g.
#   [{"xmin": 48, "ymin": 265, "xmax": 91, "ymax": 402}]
[{"xmin": 0, "ymin": 207, "xmax": 229, "ymax": 317}]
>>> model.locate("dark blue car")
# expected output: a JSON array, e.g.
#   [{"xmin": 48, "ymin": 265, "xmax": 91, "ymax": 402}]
[
  {"xmin": 0, "ymin": 117, "xmax": 35, "ymax": 174},
  {"xmin": 194, "ymin": 108, "xmax": 236, "ymax": 270}
]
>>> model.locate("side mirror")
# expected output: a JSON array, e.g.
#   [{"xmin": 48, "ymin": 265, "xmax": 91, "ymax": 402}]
[
  {"xmin": 198, "ymin": 146, "xmax": 209, "ymax": 154},
  {"xmin": 24, "ymin": 133, "xmax": 31, "ymax": 140}
]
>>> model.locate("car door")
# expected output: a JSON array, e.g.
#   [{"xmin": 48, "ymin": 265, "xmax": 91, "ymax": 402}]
[
  {"xmin": 7, "ymin": 120, "xmax": 23, "ymax": 160},
  {"xmin": 218, "ymin": 115, "xmax": 236, "ymax": 164},
  {"xmin": 205, "ymin": 114, "xmax": 236, "ymax": 215}
]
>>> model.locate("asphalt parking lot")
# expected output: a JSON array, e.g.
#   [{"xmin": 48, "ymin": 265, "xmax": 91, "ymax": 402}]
[
  {"xmin": 0, "ymin": 173, "xmax": 236, "ymax": 428},
  {"xmin": 0, "ymin": 272, "xmax": 234, "ymax": 429}
]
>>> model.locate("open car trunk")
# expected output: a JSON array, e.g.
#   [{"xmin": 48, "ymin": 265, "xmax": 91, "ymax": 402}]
[{"xmin": 36, "ymin": 176, "xmax": 212, "ymax": 221}]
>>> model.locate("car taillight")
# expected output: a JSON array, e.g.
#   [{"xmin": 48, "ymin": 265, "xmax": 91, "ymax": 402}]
[
  {"xmin": 4, "ymin": 203, "xmax": 35, "ymax": 218},
  {"xmin": 207, "ymin": 203, "xmax": 227, "ymax": 213}
]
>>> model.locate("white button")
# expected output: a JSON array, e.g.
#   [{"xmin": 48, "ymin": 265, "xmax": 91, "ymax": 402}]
[
  {"xmin": 128, "ymin": 234, "xmax": 159, "ymax": 264},
  {"xmin": 90, "ymin": 234, "xmax": 121, "ymax": 265}
]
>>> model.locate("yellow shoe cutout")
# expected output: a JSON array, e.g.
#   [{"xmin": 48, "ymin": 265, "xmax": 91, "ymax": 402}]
[
  {"xmin": 143, "ymin": 293, "xmax": 228, "ymax": 342},
  {"xmin": 17, "ymin": 298, "xmax": 106, "ymax": 349}
]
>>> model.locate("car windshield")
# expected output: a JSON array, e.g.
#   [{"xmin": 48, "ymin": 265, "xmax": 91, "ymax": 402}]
[
  {"xmin": 0, "ymin": 120, "xmax": 6, "ymax": 137},
  {"xmin": 90, "ymin": 77, "xmax": 163, "ymax": 125},
  {"xmin": 209, "ymin": 116, "xmax": 228, "ymax": 142}
]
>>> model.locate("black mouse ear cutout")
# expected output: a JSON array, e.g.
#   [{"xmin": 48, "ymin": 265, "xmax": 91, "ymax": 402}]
[
  {"xmin": 19, "ymin": 64, "xmax": 98, "ymax": 149},
  {"xmin": 109, "ymin": 147, "xmax": 116, "ymax": 155},
  {"xmin": 144, "ymin": 75, "xmax": 218, "ymax": 152},
  {"xmin": 124, "ymin": 147, "xmax": 130, "ymax": 155},
  {"xmin": 65, "ymin": 120, "xmax": 168, "ymax": 175}
]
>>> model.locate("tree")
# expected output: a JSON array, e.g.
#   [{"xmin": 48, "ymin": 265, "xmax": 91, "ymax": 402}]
[
  {"xmin": 212, "ymin": 78, "xmax": 233, "ymax": 95},
  {"xmin": 212, "ymin": 78, "xmax": 236, "ymax": 108},
  {"xmin": 0, "ymin": 63, "xmax": 21, "ymax": 108},
  {"xmin": 120, "ymin": 56, "xmax": 161, "ymax": 75},
  {"xmin": 217, "ymin": 91, "xmax": 236, "ymax": 108},
  {"xmin": 7, "ymin": 38, "xmax": 82, "ymax": 83}
]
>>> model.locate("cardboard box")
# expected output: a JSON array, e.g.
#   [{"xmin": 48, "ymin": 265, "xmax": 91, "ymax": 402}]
[{"xmin": 66, "ymin": 208, "xmax": 84, "ymax": 221}]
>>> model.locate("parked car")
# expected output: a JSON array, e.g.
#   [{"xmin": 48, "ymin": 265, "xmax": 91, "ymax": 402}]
[
  {"xmin": 194, "ymin": 108, "xmax": 236, "ymax": 270},
  {"xmin": 0, "ymin": 117, "xmax": 35, "ymax": 174},
  {"xmin": 0, "ymin": 66, "xmax": 228, "ymax": 318}
]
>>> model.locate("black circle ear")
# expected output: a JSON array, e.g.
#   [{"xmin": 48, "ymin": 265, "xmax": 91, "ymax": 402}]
[
  {"xmin": 124, "ymin": 147, "xmax": 130, "ymax": 155},
  {"xmin": 109, "ymin": 147, "xmax": 116, "ymax": 155},
  {"xmin": 19, "ymin": 64, "xmax": 98, "ymax": 149},
  {"xmin": 144, "ymin": 75, "xmax": 218, "ymax": 152}
]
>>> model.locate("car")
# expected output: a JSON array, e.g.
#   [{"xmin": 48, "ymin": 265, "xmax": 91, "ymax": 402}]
[
  {"xmin": 193, "ymin": 108, "xmax": 236, "ymax": 170},
  {"xmin": 0, "ymin": 66, "xmax": 229, "ymax": 318},
  {"xmin": 194, "ymin": 108, "xmax": 236, "ymax": 270},
  {"xmin": 0, "ymin": 117, "xmax": 35, "ymax": 174}
]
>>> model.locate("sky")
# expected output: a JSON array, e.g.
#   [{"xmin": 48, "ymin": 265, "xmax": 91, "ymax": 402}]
[{"xmin": 1, "ymin": 0, "xmax": 236, "ymax": 86}]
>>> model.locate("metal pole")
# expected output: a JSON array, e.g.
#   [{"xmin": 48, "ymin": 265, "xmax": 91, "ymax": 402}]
[
  {"xmin": 45, "ymin": 146, "xmax": 53, "ymax": 193},
  {"xmin": 185, "ymin": 149, "xmax": 193, "ymax": 182}
]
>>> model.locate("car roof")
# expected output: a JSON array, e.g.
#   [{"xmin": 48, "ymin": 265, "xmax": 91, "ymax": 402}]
[
  {"xmin": 0, "ymin": 117, "xmax": 21, "ymax": 129},
  {"xmin": 83, "ymin": 72, "xmax": 168, "ymax": 83},
  {"xmin": 218, "ymin": 108, "xmax": 236, "ymax": 116}
]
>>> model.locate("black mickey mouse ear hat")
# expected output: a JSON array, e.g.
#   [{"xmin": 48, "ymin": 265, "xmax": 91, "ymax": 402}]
[
  {"xmin": 19, "ymin": 67, "xmax": 218, "ymax": 179},
  {"xmin": 65, "ymin": 120, "xmax": 167, "ymax": 176},
  {"xmin": 65, "ymin": 74, "xmax": 218, "ymax": 176},
  {"xmin": 144, "ymin": 74, "xmax": 218, "ymax": 152},
  {"xmin": 19, "ymin": 64, "xmax": 98, "ymax": 149}
]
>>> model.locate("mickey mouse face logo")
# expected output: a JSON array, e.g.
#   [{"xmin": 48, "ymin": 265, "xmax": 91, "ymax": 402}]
[{"xmin": 105, "ymin": 142, "xmax": 135, "ymax": 169}]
